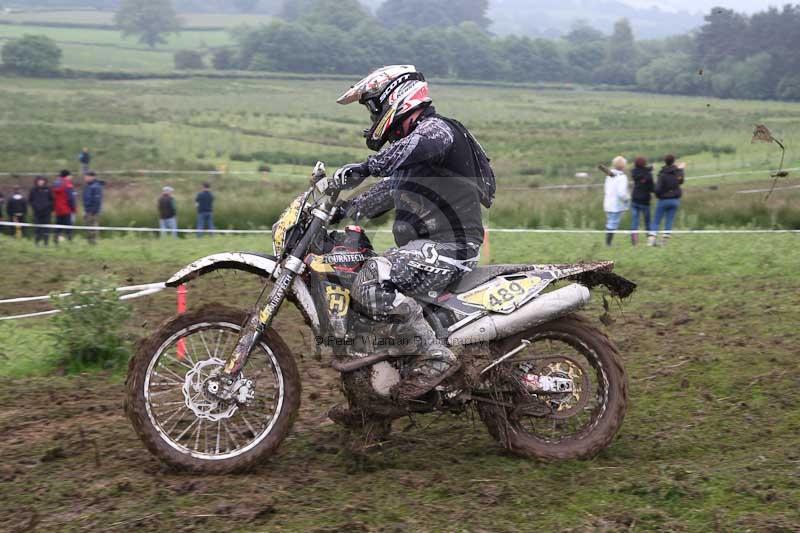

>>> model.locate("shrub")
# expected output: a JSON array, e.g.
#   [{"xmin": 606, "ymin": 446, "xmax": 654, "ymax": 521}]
[
  {"xmin": 174, "ymin": 49, "xmax": 205, "ymax": 70},
  {"xmin": 776, "ymin": 74, "xmax": 800, "ymax": 101},
  {"xmin": 1, "ymin": 34, "xmax": 62, "ymax": 75},
  {"xmin": 49, "ymin": 276, "xmax": 132, "ymax": 372},
  {"xmin": 212, "ymin": 47, "xmax": 237, "ymax": 70}
]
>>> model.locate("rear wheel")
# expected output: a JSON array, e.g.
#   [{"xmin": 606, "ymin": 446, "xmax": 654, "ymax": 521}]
[
  {"xmin": 126, "ymin": 304, "xmax": 301, "ymax": 473},
  {"xmin": 477, "ymin": 315, "xmax": 627, "ymax": 461}
]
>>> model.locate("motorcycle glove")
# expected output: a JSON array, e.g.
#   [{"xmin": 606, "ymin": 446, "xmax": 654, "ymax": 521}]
[{"xmin": 332, "ymin": 162, "xmax": 370, "ymax": 190}]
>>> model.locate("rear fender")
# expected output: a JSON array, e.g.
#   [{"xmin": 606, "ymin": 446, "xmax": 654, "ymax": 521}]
[
  {"xmin": 529, "ymin": 261, "xmax": 637, "ymax": 298},
  {"xmin": 165, "ymin": 252, "xmax": 320, "ymax": 335}
]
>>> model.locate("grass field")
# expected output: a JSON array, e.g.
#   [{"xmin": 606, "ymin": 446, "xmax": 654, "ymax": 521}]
[
  {"xmin": 0, "ymin": 21, "xmax": 234, "ymax": 72},
  {"xmin": 0, "ymin": 76, "xmax": 799, "ymax": 229},
  {"xmin": 0, "ymin": 10, "xmax": 276, "ymax": 28},
  {"xmin": 1, "ymin": 232, "xmax": 798, "ymax": 530}
]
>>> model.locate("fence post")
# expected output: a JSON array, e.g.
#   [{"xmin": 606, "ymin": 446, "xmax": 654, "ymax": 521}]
[
  {"xmin": 176, "ymin": 284, "xmax": 187, "ymax": 359},
  {"xmin": 481, "ymin": 227, "xmax": 491, "ymax": 264}
]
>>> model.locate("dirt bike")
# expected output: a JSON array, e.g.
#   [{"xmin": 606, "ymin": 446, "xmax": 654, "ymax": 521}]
[{"xmin": 126, "ymin": 162, "xmax": 636, "ymax": 473}]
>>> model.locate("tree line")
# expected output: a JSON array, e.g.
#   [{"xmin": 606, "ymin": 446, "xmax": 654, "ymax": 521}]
[
  {"xmin": 4, "ymin": 0, "xmax": 800, "ymax": 101},
  {"xmin": 206, "ymin": 0, "xmax": 800, "ymax": 101}
]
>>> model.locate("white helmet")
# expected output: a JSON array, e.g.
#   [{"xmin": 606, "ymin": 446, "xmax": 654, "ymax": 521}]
[{"xmin": 337, "ymin": 65, "xmax": 431, "ymax": 151}]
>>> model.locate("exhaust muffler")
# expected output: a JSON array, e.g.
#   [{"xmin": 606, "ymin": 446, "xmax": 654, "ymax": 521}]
[{"xmin": 448, "ymin": 283, "xmax": 591, "ymax": 346}]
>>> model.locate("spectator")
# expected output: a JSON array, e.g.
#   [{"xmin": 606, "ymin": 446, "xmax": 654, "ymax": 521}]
[
  {"xmin": 52, "ymin": 169, "xmax": 76, "ymax": 244},
  {"xmin": 82, "ymin": 171, "xmax": 104, "ymax": 245},
  {"xmin": 649, "ymin": 155, "xmax": 685, "ymax": 246},
  {"xmin": 78, "ymin": 147, "xmax": 91, "ymax": 175},
  {"xmin": 158, "ymin": 186, "xmax": 178, "ymax": 238},
  {"xmin": 7, "ymin": 186, "xmax": 28, "ymax": 238},
  {"xmin": 630, "ymin": 157, "xmax": 654, "ymax": 246},
  {"xmin": 29, "ymin": 176, "xmax": 54, "ymax": 246},
  {"xmin": 195, "ymin": 182, "xmax": 215, "ymax": 237},
  {"xmin": 603, "ymin": 156, "xmax": 631, "ymax": 247}
]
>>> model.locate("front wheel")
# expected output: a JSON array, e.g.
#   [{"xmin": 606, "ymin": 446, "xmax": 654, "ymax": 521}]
[
  {"xmin": 477, "ymin": 315, "xmax": 628, "ymax": 461},
  {"xmin": 125, "ymin": 304, "xmax": 301, "ymax": 473}
]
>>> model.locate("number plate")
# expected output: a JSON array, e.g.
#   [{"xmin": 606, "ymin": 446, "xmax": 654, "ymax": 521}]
[{"xmin": 458, "ymin": 275, "xmax": 550, "ymax": 313}]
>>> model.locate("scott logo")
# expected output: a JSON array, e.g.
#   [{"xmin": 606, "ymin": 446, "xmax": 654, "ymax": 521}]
[
  {"xmin": 379, "ymin": 74, "xmax": 412, "ymax": 103},
  {"xmin": 409, "ymin": 260, "xmax": 449, "ymax": 275},
  {"xmin": 421, "ymin": 242, "xmax": 439, "ymax": 264}
]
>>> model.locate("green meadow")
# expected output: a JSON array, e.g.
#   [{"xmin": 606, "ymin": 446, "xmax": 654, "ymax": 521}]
[{"xmin": 0, "ymin": 76, "xmax": 798, "ymax": 230}]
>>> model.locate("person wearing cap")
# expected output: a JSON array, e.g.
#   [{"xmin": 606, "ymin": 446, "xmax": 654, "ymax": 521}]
[
  {"xmin": 158, "ymin": 186, "xmax": 178, "ymax": 238},
  {"xmin": 7, "ymin": 186, "xmax": 28, "ymax": 238}
]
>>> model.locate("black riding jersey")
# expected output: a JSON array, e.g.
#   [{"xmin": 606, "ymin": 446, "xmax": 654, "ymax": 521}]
[{"xmin": 350, "ymin": 107, "xmax": 484, "ymax": 254}]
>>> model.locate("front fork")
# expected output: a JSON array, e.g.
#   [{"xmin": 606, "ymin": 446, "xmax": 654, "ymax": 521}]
[
  {"xmin": 219, "ymin": 199, "xmax": 337, "ymax": 387},
  {"xmin": 223, "ymin": 265, "xmax": 299, "ymax": 377}
]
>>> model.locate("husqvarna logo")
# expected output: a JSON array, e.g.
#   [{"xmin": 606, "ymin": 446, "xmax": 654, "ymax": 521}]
[{"xmin": 325, "ymin": 286, "xmax": 350, "ymax": 317}]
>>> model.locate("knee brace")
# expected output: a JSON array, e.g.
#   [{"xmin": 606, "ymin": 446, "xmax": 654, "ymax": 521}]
[{"xmin": 352, "ymin": 257, "xmax": 403, "ymax": 317}]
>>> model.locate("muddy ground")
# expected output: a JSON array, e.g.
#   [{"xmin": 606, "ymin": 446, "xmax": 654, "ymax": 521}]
[{"xmin": 1, "ymin": 234, "xmax": 799, "ymax": 531}]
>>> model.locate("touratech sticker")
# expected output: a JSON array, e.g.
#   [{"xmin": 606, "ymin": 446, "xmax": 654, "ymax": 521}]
[
  {"xmin": 325, "ymin": 285, "xmax": 351, "ymax": 317},
  {"xmin": 324, "ymin": 252, "xmax": 368, "ymax": 264},
  {"xmin": 307, "ymin": 254, "xmax": 335, "ymax": 273},
  {"xmin": 458, "ymin": 276, "xmax": 549, "ymax": 313}
]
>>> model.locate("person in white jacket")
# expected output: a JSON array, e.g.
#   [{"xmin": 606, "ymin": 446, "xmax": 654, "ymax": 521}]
[{"xmin": 604, "ymin": 156, "xmax": 631, "ymax": 246}]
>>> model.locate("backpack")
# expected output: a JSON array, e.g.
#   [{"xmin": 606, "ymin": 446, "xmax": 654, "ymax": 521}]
[{"xmin": 433, "ymin": 116, "xmax": 496, "ymax": 208}]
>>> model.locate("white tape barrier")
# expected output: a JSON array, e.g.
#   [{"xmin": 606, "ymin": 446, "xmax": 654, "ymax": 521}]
[
  {"xmin": 0, "ymin": 220, "xmax": 797, "ymax": 236},
  {"xmin": 487, "ymin": 228, "xmax": 800, "ymax": 234},
  {"xmin": 0, "ymin": 221, "xmax": 272, "ymax": 234},
  {"xmin": 505, "ymin": 167, "xmax": 800, "ymax": 192},
  {"xmin": 0, "ymin": 282, "xmax": 166, "ymax": 305},
  {"xmin": 2, "ymin": 166, "xmax": 797, "ymax": 188},
  {"xmin": 0, "ymin": 282, "xmax": 166, "ymax": 321},
  {"xmin": 0, "ymin": 169, "xmax": 265, "ymax": 177}
]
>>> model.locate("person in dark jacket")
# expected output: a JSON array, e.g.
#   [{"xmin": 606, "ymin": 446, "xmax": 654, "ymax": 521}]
[
  {"xmin": 195, "ymin": 182, "xmax": 214, "ymax": 237},
  {"xmin": 78, "ymin": 147, "xmax": 91, "ymax": 175},
  {"xmin": 82, "ymin": 171, "xmax": 103, "ymax": 245},
  {"xmin": 630, "ymin": 157, "xmax": 654, "ymax": 246},
  {"xmin": 158, "ymin": 186, "xmax": 178, "ymax": 238},
  {"xmin": 648, "ymin": 154, "xmax": 685, "ymax": 246},
  {"xmin": 7, "ymin": 186, "xmax": 28, "ymax": 238},
  {"xmin": 29, "ymin": 176, "xmax": 54, "ymax": 246},
  {"xmin": 52, "ymin": 169, "xmax": 76, "ymax": 243}
]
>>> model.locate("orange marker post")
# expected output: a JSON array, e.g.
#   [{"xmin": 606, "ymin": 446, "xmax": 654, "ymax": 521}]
[
  {"xmin": 481, "ymin": 227, "xmax": 491, "ymax": 264},
  {"xmin": 176, "ymin": 284, "xmax": 187, "ymax": 360}
]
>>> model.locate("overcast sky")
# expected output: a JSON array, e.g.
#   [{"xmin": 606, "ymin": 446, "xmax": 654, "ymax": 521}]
[{"xmin": 621, "ymin": 0, "xmax": 783, "ymax": 13}]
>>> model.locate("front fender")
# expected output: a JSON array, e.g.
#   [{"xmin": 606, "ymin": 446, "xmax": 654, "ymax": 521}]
[
  {"xmin": 165, "ymin": 252, "xmax": 320, "ymax": 335},
  {"xmin": 166, "ymin": 252, "xmax": 279, "ymax": 287}
]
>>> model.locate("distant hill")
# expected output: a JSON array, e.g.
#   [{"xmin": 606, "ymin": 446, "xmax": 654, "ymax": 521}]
[
  {"xmin": 360, "ymin": 0, "xmax": 703, "ymax": 39},
  {"xmin": 5, "ymin": 0, "xmax": 703, "ymax": 37}
]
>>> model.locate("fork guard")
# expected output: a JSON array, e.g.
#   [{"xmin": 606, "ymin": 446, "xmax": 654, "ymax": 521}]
[{"xmin": 165, "ymin": 252, "xmax": 321, "ymax": 336}]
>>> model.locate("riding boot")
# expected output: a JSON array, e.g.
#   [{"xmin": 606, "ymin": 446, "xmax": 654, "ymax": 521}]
[
  {"xmin": 389, "ymin": 298, "xmax": 461, "ymax": 402},
  {"xmin": 631, "ymin": 233, "xmax": 638, "ymax": 246},
  {"xmin": 605, "ymin": 232, "xmax": 614, "ymax": 247}
]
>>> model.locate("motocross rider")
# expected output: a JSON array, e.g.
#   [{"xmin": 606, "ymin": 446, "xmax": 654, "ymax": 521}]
[{"xmin": 331, "ymin": 65, "xmax": 490, "ymax": 402}]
